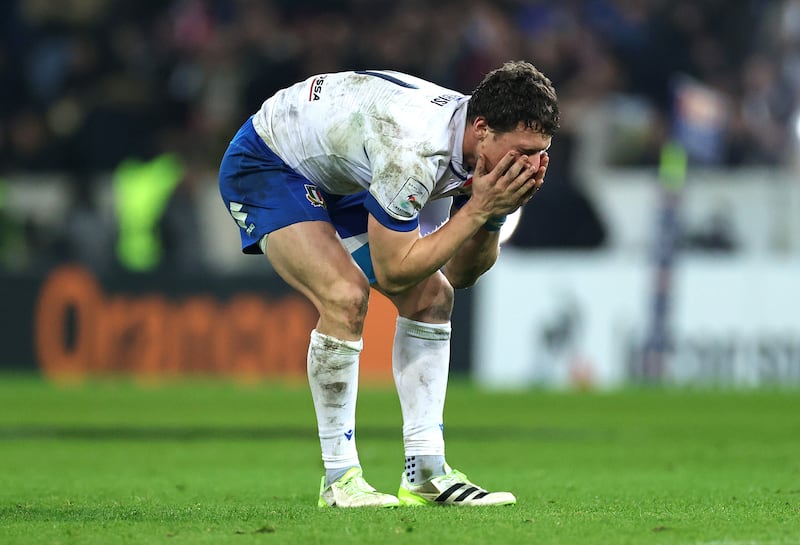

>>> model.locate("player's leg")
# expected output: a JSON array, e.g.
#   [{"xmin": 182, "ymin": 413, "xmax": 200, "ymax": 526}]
[
  {"xmin": 380, "ymin": 275, "xmax": 516, "ymax": 506},
  {"xmin": 265, "ymin": 220, "xmax": 370, "ymax": 341},
  {"xmin": 218, "ymin": 120, "xmax": 396, "ymax": 507},
  {"xmin": 266, "ymin": 223, "xmax": 398, "ymax": 507},
  {"xmin": 381, "ymin": 272, "xmax": 452, "ymax": 484}
]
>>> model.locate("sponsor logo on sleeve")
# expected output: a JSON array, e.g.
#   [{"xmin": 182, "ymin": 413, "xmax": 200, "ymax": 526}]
[{"xmin": 387, "ymin": 177, "xmax": 429, "ymax": 219}]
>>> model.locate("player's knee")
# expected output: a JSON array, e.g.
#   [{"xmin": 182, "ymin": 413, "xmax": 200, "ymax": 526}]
[
  {"xmin": 419, "ymin": 276, "xmax": 454, "ymax": 323},
  {"xmin": 323, "ymin": 278, "xmax": 371, "ymax": 331},
  {"xmin": 432, "ymin": 279, "xmax": 455, "ymax": 320}
]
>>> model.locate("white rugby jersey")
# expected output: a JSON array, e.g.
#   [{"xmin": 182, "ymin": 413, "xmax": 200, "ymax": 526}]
[{"xmin": 251, "ymin": 70, "xmax": 472, "ymax": 223}]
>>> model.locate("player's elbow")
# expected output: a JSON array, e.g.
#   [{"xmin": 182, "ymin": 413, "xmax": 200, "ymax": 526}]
[
  {"xmin": 451, "ymin": 277, "xmax": 479, "ymax": 290},
  {"xmin": 444, "ymin": 269, "xmax": 481, "ymax": 290},
  {"xmin": 372, "ymin": 266, "xmax": 411, "ymax": 295},
  {"xmin": 444, "ymin": 256, "xmax": 497, "ymax": 289},
  {"xmin": 378, "ymin": 281, "xmax": 412, "ymax": 296}
]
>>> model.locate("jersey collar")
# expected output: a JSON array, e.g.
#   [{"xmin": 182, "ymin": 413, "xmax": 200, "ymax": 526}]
[{"xmin": 448, "ymin": 98, "xmax": 471, "ymax": 181}]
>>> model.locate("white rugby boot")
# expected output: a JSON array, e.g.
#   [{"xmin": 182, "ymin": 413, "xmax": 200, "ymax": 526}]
[{"xmin": 318, "ymin": 467, "xmax": 400, "ymax": 508}]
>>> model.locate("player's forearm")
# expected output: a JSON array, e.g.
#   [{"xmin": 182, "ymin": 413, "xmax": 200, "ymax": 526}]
[
  {"xmin": 443, "ymin": 228, "xmax": 500, "ymax": 288},
  {"xmin": 371, "ymin": 205, "xmax": 489, "ymax": 294}
]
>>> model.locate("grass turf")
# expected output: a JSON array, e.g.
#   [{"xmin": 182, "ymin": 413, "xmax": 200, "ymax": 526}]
[{"xmin": 1, "ymin": 375, "xmax": 799, "ymax": 545}]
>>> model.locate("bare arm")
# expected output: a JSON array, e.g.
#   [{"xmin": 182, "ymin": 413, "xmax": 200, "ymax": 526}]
[
  {"xmin": 443, "ymin": 151, "xmax": 550, "ymax": 288},
  {"xmin": 369, "ymin": 152, "xmax": 538, "ymax": 294},
  {"xmin": 442, "ymin": 222, "xmax": 500, "ymax": 289}
]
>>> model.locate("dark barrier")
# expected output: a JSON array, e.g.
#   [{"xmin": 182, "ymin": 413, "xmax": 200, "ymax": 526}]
[{"xmin": 1, "ymin": 265, "xmax": 473, "ymax": 382}]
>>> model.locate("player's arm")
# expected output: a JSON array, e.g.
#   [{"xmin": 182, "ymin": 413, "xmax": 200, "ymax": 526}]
[
  {"xmin": 368, "ymin": 152, "xmax": 536, "ymax": 295},
  {"xmin": 441, "ymin": 222, "xmax": 500, "ymax": 289},
  {"xmin": 443, "ymin": 151, "xmax": 549, "ymax": 288},
  {"xmin": 368, "ymin": 203, "xmax": 486, "ymax": 294}
]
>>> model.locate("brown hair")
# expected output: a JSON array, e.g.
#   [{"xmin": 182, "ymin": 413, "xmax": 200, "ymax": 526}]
[{"xmin": 467, "ymin": 60, "xmax": 560, "ymax": 136}]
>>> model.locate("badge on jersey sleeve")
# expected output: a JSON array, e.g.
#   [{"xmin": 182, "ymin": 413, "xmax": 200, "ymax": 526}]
[{"xmin": 387, "ymin": 177, "xmax": 430, "ymax": 219}]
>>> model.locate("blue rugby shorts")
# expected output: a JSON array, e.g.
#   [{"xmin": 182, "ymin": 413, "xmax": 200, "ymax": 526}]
[{"xmin": 218, "ymin": 117, "xmax": 378, "ymax": 282}]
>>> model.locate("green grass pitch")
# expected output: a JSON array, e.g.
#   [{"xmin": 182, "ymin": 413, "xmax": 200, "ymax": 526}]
[{"xmin": 1, "ymin": 375, "xmax": 799, "ymax": 545}]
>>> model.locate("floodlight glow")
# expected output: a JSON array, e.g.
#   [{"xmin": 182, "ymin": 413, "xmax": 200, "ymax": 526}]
[
  {"xmin": 498, "ymin": 209, "xmax": 522, "ymax": 245},
  {"xmin": 794, "ymin": 111, "xmax": 800, "ymax": 142}
]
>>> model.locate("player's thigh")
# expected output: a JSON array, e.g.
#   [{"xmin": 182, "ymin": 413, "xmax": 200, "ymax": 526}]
[
  {"xmin": 265, "ymin": 220, "xmax": 370, "ymax": 314},
  {"xmin": 219, "ymin": 117, "xmax": 333, "ymax": 254}
]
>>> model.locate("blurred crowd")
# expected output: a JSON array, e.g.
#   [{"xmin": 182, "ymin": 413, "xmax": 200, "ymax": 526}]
[
  {"xmin": 3, "ymin": 0, "xmax": 799, "ymax": 173},
  {"xmin": 1, "ymin": 0, "xmax": 799, "ymax": 272}
]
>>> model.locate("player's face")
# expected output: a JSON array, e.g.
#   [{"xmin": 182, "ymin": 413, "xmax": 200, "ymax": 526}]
[{"xmin": 477, "ymin": 122, "xmax": 551, "ymax": 173}]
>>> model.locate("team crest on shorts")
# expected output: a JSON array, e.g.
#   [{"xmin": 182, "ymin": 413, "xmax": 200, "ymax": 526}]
[{"xmin": 305, "ymin": 184, "xmax": 326, "ymax": 208}]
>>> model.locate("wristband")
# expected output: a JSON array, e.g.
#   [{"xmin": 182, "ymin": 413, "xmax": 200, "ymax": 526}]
[{"xmin": 483, "ymin": 215, "xmax": 507, "ymax": 232}]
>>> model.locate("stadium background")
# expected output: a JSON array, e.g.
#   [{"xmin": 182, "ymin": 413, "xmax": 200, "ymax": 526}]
[{"xmin": 1, "ymin": 0, "xmax": 799, "ymax": 387}]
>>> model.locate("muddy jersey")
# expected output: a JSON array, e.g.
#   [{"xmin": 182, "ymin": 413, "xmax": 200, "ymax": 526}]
[{"xmin": 251, "ymin": 70, "xmax": 472, "ymax": 224}]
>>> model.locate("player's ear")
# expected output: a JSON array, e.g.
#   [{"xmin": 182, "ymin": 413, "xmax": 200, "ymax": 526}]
[{"xmin": 472, "ymin": 116, "xmax": 489, "ymax": 141}]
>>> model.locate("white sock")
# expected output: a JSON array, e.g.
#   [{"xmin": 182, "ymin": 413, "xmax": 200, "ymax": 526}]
[
  {"xmin": 393, "ymin": 317, "xmax": 451, "ymax": 459},
  {"xmin": 307, "ymin": 329, "xmax": 362, "ymax": 480}
]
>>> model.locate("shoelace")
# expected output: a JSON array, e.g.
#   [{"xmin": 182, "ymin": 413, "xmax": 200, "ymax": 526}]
[
  {"xmin": 339, "ymin": 474, "xmax": 377, "ymax": 497},
  {"xmin": 434, "ymin": 469, "xmax": 485, "ymax": 493}
]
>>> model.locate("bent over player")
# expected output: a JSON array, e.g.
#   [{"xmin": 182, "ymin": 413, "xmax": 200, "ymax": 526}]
[{"xmin": 219, "ymin": 61, "xmax": 559, "ymax": 507}]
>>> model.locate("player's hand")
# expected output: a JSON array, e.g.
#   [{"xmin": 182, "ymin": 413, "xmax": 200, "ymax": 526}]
[
  {"xmin": 469, "ymin": 151, "xmax": 540, "ymax": 218},
  {"xmin": 516, "ymin": 151, "xmax": 548, "ymax": 208}
]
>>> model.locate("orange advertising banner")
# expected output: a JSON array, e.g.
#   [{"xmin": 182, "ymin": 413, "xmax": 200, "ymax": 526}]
[{"xmin": 32, "ymin": 265, "xmax": 397, "ymax": 384}]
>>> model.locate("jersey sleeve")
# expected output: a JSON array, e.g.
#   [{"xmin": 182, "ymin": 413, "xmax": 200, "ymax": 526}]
[{"xmin": 366, "ymin": 140, "xmax": 439, "ymax": 228}]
